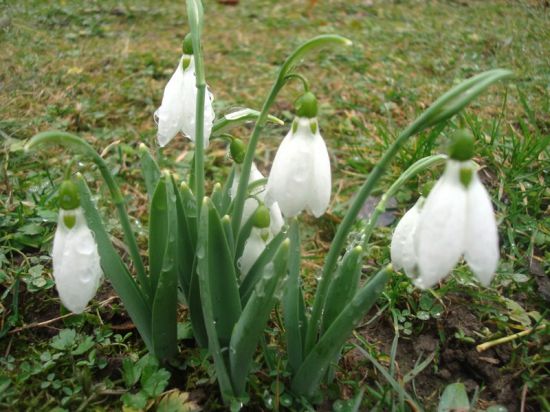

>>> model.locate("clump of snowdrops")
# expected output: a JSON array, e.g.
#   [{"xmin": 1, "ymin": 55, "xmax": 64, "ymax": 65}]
[{"xmin": 26, "ymin": 0, "xmax": 512, "ymax": 407}]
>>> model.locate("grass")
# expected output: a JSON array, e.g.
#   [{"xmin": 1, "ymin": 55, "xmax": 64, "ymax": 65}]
[{"xmin": 1, "ymin": 0, "xmax": 549, "ymax": 410}]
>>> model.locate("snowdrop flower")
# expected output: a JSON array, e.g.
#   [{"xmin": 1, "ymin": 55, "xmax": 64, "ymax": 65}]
[
  {"xmin": 391, "ymin": 130, "xmax": 499, "ymax": 289},
  {"xmin": 232, "ymin": 163, "xmax": 284, "ymax": 275},
  {"xmin": 52, "ymin": 181, "xmax": 102, "ymax": 313},
  {"xmin": 155, "ymin": 35, "xmax": 215, "ymax": 148},
  {"xmin": 266, "ymin": 92, "xmax": 331, "ymax": 218}
]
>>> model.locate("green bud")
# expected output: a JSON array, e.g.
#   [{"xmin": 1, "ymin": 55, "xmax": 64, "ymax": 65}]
[
  {"xmin": 229, "ymin": 138, "xmax": 246, "ymax": 164},
  {"xmin": 59, "ymin": 180, "xmax": 80, "ymax": 210},
  {"xmin": 295, "ymin": 92, "xmax": 318, "ymax": 119},
  {"xmin": 253, "ymin": 204, "xmax": 271, "ymax": 229},
  {"xmin": 459, "ymin": 167, "xmax": 473, "ymax": 188},
  {"xmin": 448, "ymin": 129, "xmax": 475, "ymax": 161},
  {"xmin": 182, "ymin": 33, "xmax": 193, "ymax": 55}
]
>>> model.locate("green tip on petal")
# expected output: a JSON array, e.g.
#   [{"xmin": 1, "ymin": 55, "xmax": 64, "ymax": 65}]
[
  {"xmin": 63, "ymin": 213, "xmax": 76, "ymax": 229},
  {"xmin": 182, "ymin": 33, "xmax": 193, "ymax": 55},
  {"xmin": 420, "ymin": 181, "xmax": 436, "ymax": 197},
  {"xmin": 448, "ymin": 129, "xmax": 475, "ymax": 161},
  {"xmin": 253, "ymin": 204, "xmax": 271, "ymax": 229},
  {"xmin": 59, "ymin": 180, "xmax": 80, "ymax": 210},
  {"xmin": 295, "ymin": 92, "xmax": 318, "ymax": 118},
  {"xmin": 229, "ymin": 138, "xmax": 246, "ymax": 164},
  {"xmin": 459, "ymin": 167, "xmax": 473, "ymax": 188},
  {"xmin": 181, "ymin": 55, "xmax": 192, "ymax": 70}
]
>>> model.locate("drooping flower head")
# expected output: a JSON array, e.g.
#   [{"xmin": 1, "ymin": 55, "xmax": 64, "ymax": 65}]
[
  {"xmin": 155, "ymin": 34, "xmax": 215, "ymax": 148},
  {"xmin": 391, "ymin": 130, "xmax": 499, "ymax": 289},
  {"xmin": 52, "ymin": 180, "xmax": 103, "ymax": 313},
  {"xmin": 231, "ymin": 163, "xmax": 284, "ymax": 275},
  {"xmin": 266, "ymin": 92, "xmax": 331, "ymax": 217}
]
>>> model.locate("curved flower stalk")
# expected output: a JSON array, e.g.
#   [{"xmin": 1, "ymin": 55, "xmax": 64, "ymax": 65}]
[
  {"xmin": 52, "ymin": 181, "xmax": 102, "ymax": 313},
  {"xmin": 267, "ymin": 92, "xmax": 331, "ymax": 217},
  {"xmin": 231, "ymin": 163, "xmax": 284, "ymax": 275},
  {"xmin": 391, "ymin": 130, "xmax": 499, "ymax": 289},
  {"xmin": 155, "ymin": 36, "xmax": 215, "ymax": 148}
]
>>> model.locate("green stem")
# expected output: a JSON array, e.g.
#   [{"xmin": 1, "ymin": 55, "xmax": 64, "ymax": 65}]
[
  {"xmin": 304, "ymin": 69, "xmax": 512, "ymax": 356},
  {"xmin": 284, "ymin": 73, "xmax": 310, "ymax": 92},
  {"xmin": 361, "ymin": 154, "xmax": 447, "ymax": 247},
  {"xmin": 232, "ymin": 35, "xmax": 352, "ymax": 235},
  {"xmin": 26, "ymin": 131, "xmax": 151, "ymax": 299}
]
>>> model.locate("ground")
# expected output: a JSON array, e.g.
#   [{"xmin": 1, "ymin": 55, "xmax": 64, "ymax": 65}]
[{"xmin": 1, "ymin": 0, "xmax": 549, "ymax": 411}]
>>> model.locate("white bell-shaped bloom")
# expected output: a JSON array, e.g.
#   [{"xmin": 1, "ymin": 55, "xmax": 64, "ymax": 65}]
[
  {"xmin": 232, "ymin": 163, "xmax": 284, "ymax": 276},
  {"xmin": 52, "ymin": 208, "xmax": 102, "ymax": 313},
  {"xmin": 154, "ymin": 55, "xmax": 215, "ymax": 148},
  {"xmin": 266, "ymin": 117, "xmax": 331, "ymax": 218},
  {"xmin": 391, "ymin": 160, "xmax": 499, "ymax": 289}
]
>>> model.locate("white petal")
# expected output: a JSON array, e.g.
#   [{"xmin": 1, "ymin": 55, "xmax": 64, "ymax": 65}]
[
  {"xmin": 155, "ymin": 57, "xmax": 215, "ymax": 148},
  {"xmin": 415, "ymin": 161, "xmax": 467, "ymax": 289},
  {"xmin": 268, "ymin": 201, "xmax": 284, "ymax": 235},
  {"xmin": 464, "ymin": 173, "xmax": 499, "ymax": 285},
  {"xmin": 266, "ymin": 118, "xmax": 314, "ymax": 217},
  {"xmin": 155, "ymin": 59, "xmax": 187, "ymax": 147},
  {"xmin": 307, "ymin": 121, "xmax": 331, "ymax": 217},
  {"xmin": 52, "ymin": 209, "xmax": 102, "ymax": 313},
  {"xmin": 390, "ymin": 199, "xmax": 422, "ymax": 279},
  {"xmin": 239, "ymin": 229, "xmax": 268, "ymax": 277}
]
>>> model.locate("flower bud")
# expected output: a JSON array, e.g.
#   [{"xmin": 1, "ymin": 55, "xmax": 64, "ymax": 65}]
[
  {"xmin": 182, "ymin": 33, "xmax": 193, "ymax": 55},
  {"xmin": 230, "ymin": 138, "xmax": 246, "ymax": 164},
  {"xmin": 295, "ymin": 92, "xmax": 318, "ymax": 119},
  {"xmin": 253, "ymin": 204, "xmax": 271, "ymax": 229},
  {"xmin": 448, "ymin": 129, "xmax": 474, "ymax": 161}
]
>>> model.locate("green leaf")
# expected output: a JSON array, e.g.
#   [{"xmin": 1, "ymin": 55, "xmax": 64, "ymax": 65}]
[
  {"xmin": 149, "ymin": 177, "xmax": 170, "ymax": 292},
  {"xmin": 51, "ymin": 329, "xmax": 76, "ymax": 351},
  {"xmin": 282, "ymin": 219, "xmax": 304, "ymax": 373},
  {"xmin": 151, "ymin": 173, "xmax": 179, "ymax": 361},
  {"xmin": 121, "ymin": 391, "xmax": 148, "ymax": 409},
  {"xmin": 229, "ymin": 239, "xmax": 290, "ymax": 396},
  {"xmin": 139, "ymin": 143, "xmax": 161, "ymax": 200},
  {"xmin": 219, "ymin": 166, "xmax": 236, "ymax": 215},
  {"xmin": 239, "ymin": 229, "xmax": 287, "ymax": 305},
  {"xmin": 141, "ymin": 367, "xmax": 171, "ymax": 397},
  {"xmin": 75, "ymin": 175, "xmax": 153, "ymax": 352},
  {"xmin": 321, "ymin": 246, "xmax": 363, "ymax": 333},
  {"xmin": 122, "ymin": 358, "xmax": 140, "ymax": 387},
  {"xmin": 291, "ymin": 267, "xmax": 390, "ymax": 398},
  {"xmin": 196, "ymin": 198, "xmax": 235, "ymax": 400},
  {"xmin": 437, "ymin": 383, "xmax": 470, "ymax": 412},
  {"xmin": 205, "ymin": 199, "xmax": 242, "ymax": 345}
]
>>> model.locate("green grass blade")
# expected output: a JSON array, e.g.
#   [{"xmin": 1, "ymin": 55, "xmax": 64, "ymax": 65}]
[
  {"xmin": 321, "ymin": 246, "xmax": 363, "ymax": 333},
  {"xmin": 139, "ymin": 143, "xmax": 161, "ymax": 201},
  {"xmin": 149, "ymin": 176, "xmax": 169, "ymax": 292},
  {"xmin": 211, "ymin": 183, "xmax": 223, "ymax": 212},
  {"xmin": 151, "ymin": 173, "xmax": 178, "ymax": 361},
  {"xmin": 75, "ymin": 174, "xmax": 153, "ymax": 352},
  {"xmin": 220, "ymin": 166, "xmax": 235, "ymax": 216},
  {"xmin": 282, "ymin": 219, "xmax": 304, "ymax": 373},
  {"xmin": 206, "ymin": 199, "xmax": 242, "ymax": 346},
  {"xmin": 229, "ymin": 239, "xmax": 290, "ymax": 396},
  {"xmin": 221, "ymin": 215, "xmax": 234, "ymax": 255},
  {"xmin": 239, "ymin": 229, "xmax": 287, "ymax": 305},
  {"xmin": 196, "ymin": 197, "xmax": 235, "ymax": 400},
  {"xmin": 291, "ymin": 266, "xmax": 390, "ymax": 398}
]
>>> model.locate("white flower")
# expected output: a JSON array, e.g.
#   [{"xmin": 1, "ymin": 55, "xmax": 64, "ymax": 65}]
[
  {"xmin": 232, "ymin": 163, "xmax": 284, "ymax": 275},
  {"xmin": 154, "ymin": 55, "xmax": 215, "ymax": 148},
  {"xmin": 266, "ymin": 117, "xmax": 331, "ymax": 217},
  {"xmin": 390, "ymin": 160, "xmax": 499, "ymax": 289},
  {"xmin": 52, "ymin": 208, "xmax": 102, "ymax": 313}
]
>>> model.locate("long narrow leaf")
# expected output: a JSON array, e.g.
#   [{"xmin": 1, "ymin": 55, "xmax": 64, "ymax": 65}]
[
  {"xmin": 75, "ymin": 175, "xmax": 153, "ymax": 351},
  {"xmin": 151, "ymin": 173, "xmax": 178, "ymax": 360},
  {"xmin": 219, "ymin": 166, "xmax": 235, "ymax": 215},
  {"xmin": 149, "ymin": 177, "xmax": 169, "ymax": 292},
  {"xmin": 230, "ymin": 239, "xmax": 290, "ymax": 396},
  {"xmin": 291, "ymin": 266, "xmax": 390, "ymax": 398},
  {"xmin": 196, "ymin": 197, "xmax": 235, "ymax": 400},
  {"xmin": 282, "ymin": 219, "xmax": 304, "ymax": 373},
  {"xmin": 139, "ymin": 143, "xmax": 161, "ymax": 201},
  {"xmin": 321, "ymin": 246, "xmax": 363, "ymax": 333}
]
